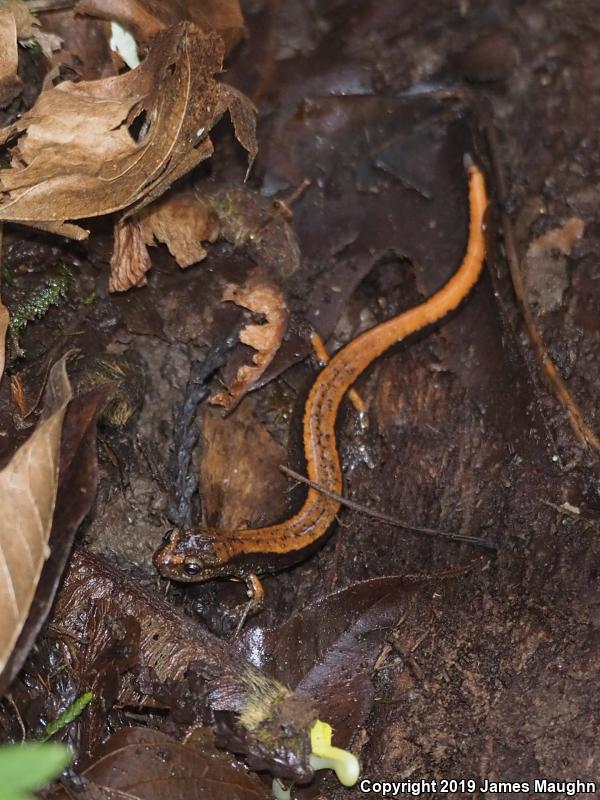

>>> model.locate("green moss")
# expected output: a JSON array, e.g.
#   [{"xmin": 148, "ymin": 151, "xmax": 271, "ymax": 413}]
[
  {"xmin": 1, "ymin": 263, "xmax": 13, "ymax": 287},
  {"xmin": 9, "ymin": 265, "xmax": 74, "ymax": 356}
]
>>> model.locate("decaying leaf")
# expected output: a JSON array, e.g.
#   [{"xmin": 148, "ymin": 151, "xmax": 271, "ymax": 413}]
[
  {"xmin": 198, "ymin": 184, "xmax": 302, "ymax": 277},
  {"xmin": 200, "ymin": 399, "xmax": 289, "ymax": 530},
  {"xmin": 0, "ymin": 355, "xmax": 71, "ymax": 675},
  {"xmin": 0, "ymin": 23, "xmax": 257, "ymax": 241},
  {"xmin": 51, "ymin": 550, "xmax": 317, "ymax": 782},
  {"xmin": 138, "ymin": 190, "xmax": 220, "ymax": 269},
  {"xmin": 50, "ymin": 727, "xmax": 270, "ymax": 800},
  {"xmin": 0, "ymin": 298, "xmax": 7, "ymax": 387},
  {"xmin": 77, "ymin": 0, "xmax": 246, "ymax": 56},
  {"xmin": 210, "ymin": 277, "xmax": 288, "ymax": 410}
]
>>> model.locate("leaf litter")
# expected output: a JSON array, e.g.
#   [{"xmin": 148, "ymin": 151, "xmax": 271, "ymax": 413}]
[
  {"xmin": 2, "ymin": 2, "xmax": 598, "ymax": 799},
  {"xmin": 0, "ymin": 355, "xmax": 71, "ymax": 676},
  {"xmin": 0, "ymin": 21, "xmax": 257, "ymax": 265}
]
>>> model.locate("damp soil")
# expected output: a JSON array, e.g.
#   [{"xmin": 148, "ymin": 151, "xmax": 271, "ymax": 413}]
[{"xmin": 2, "ymin": 1, "xmax": 600, "ymax": 798}]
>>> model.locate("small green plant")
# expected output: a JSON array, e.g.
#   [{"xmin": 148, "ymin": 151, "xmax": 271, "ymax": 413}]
[
  {"xmin": 41, "ymin": 692, "xmax": 93, "ymax": 742},
  {"xmin": 0, "ymin": 742, "xmax": 70, "ymax": 800},
  {"xmin": 8, "ymin": 265, "xmax": 74, "ymax": 356}
]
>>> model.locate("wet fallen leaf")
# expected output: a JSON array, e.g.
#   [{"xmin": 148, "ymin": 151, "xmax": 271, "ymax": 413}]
[
  {"xmin": 0, "ymin": 23, "xmax": 256, "ymax": 243},
  {"xmin": 77, "ymin": 0, "xmax": 245, "ymax": 56},
  {"xmin": 74, "ymin": 598, "xmax": 141, "ymax": 760},
  {"xmin": 0, "ymin": 382, "xmax": 112, "ymax": 696},
  {"xmin": 238, "ymin": 573, "xmax": 475, "ymax": 749},
  {"xmin": 50, "ymin": 727, "xmax": 270, "ymax": 799},
  {"xmin": 0, "ymin": 355, "xmax": 71, "ymax": 676},
  {"xmin": 52, "ymin": 550, "xmax": 317, "ymax": 782},
  {"xmin": 138, "ymin": 190, "xmax": 220, "ymax": 268},
  {"xmin": 210, "ymin": 277, "xmax": 288, "ymax": 410},
  {"xmin": 200, "ymin": 399, "xmax": 289, "ymax": 530}
]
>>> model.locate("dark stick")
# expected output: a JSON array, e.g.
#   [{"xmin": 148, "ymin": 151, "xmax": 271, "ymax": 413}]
[{"xmin": 280, "ymin": 465, "xmax": 497, "ymax": 552}]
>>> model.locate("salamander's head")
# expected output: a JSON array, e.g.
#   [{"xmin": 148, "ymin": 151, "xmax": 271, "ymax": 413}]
[{"xmin": 153, "ymin": 527, "xmax": 230, "ymax": 582}]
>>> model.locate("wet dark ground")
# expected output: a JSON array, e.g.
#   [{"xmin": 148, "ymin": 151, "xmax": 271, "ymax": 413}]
[{"xmin": 1, "ymin": 1, "xmax": 600, "ymax": 798}]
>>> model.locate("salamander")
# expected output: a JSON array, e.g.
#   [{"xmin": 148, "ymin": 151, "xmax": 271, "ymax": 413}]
[{"xmin": 154, "ymin": 163, "xmax": 488, "ymax": 600}]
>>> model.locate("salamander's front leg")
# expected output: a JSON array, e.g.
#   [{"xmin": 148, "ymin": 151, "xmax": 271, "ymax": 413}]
[{"xmin": 234, "ymin": 573, "xmax": 265, "ymax": 637}]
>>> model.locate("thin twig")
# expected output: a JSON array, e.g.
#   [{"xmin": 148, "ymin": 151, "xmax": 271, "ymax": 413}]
[
  {"xmin": 486, "ymin": 124, "xmax": 600, "ymax": 454},
  {"xmin": 4, "ymin": 695, "xmax": 26, "ymax": 742},
  {"xmin": 279, "ymin": 465, "xmax": 497, "ymax": 552}
]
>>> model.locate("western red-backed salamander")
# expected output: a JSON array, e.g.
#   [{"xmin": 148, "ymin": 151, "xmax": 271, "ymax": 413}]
[{"xmin": 154, "ymin": 163, "xmax": 489, "ymax": 604}]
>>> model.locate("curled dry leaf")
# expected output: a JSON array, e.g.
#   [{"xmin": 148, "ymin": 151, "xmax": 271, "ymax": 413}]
[
  {"xmin": 0, "ymin": 23, "xmax": 257, "ymax": 242},
  {"xmin": 109, "ymin": 217, "xmax": 151, "ymax": 292},
  {"xmin": 210, "ymin": 278, "xmax": 288, "ymax": 410},
  {"xmin": 77, "ymin": 0, "xmax": 245, "ymax": 56},
  {"xmin": 138, "ymin": 190, "xmax": 220, "ymax": 269},
  {"xmin": 0, "ymin": 355, "xmax": 71, "ymax": 675}
]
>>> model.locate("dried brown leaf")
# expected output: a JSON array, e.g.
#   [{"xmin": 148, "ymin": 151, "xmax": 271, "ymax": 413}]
[
  {"xmin": 0, "ymin": 382, "xmax": 112, "ymax": 696},
  {"xmin": 138, "ymin": 190, "xmax": 220, "ymax": 269},
  {"xmin": 77, "ymin": 0, "xmax": 245, "ymax": 55},
  {"xmin": 3, "ymin": 0, "xmax": 38, "ymax": 38},
  {"xmin": 0, "ymin": 23, "xmax": 256, "ymax": 240},
  {"xmin": 0, "ymin": 355, "xmax": 71, "ymax": 675},
  {"xmin": 0, "ymin": 1, "xmax": 62, "ymax": 107},
  {"xmin": 0, "ymin": 7, "xmax": 20, "ymax": 108},
  {"xmin": 109, "ymin": 217, "xmax": 151, "ymax": 292},
  {"xmin": 210, "ymin": 277, "xmax": 288, "ymax": 410}
]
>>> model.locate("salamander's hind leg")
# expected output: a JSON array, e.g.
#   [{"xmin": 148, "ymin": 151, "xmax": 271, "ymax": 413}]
[{"xmin": 310, "ymin": 331, "xmax": 368, "ymax": 426}]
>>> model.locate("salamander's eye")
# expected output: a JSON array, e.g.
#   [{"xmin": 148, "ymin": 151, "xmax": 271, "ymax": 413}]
[{"xmin": 183, "ymin": 557, "xmax": 202, "ymax": 576}]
